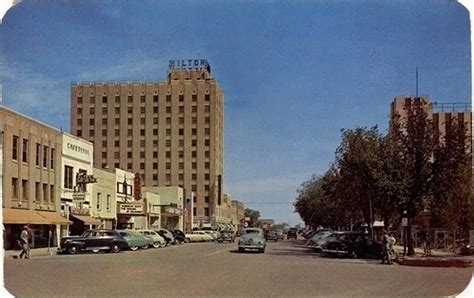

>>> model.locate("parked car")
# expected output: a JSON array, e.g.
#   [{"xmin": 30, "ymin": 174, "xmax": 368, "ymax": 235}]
[
  {"xmin": 155, "ymin": 229, "xmax": 176, "ymax": 245},
  {"xmin": 201, "ymin": 230, "xmax": 218, "ymax": 241},
  {"xmin": 265, "ymin": 230, "xmax": 278, "ymax": 242},
  {"xmin": 185, "ymin": 231, "xmax": 214, "ymax": 242},
  {"xmin": 276, "ymin": 229, "xmax": 284, "ymax": 240},
  {"xmin": 287, "ymin": 228, "xmax": 298, "ymax": 240},
  {"xmin": 321, "ymin": 232, "xmax": 382, "ymax": 258},
  {"xmin": 116, "ymin": 230, "xmax": 152, "ymax": 251},
  {"xmin": 306, "ymin": 229, "xmax": 333, "ymax": 248},
  {"xmin": 238, "ymin": 228, "xmax": 266, "ymax": 253},
  {"xmin": 309, "ymin": 231, "xmax": 338, "ymax": 252},
  {"xmin": 217, "ymin": 230, "xmax": 235, "ymax": 243},
  {"xmin": 58, "ymin": 229, "xmax": 129, "ymax": 254},
  {"xmin": 136, "ymin": 229, "xmax": 167, "ymax": 248},
  {"xmin": 172, "ymin": 230, "xmax": 187, "ymax": 244}
]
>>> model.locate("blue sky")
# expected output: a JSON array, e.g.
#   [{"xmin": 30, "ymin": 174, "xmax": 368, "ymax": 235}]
[{"xmin": 1, "ymin": 0, "xmax": 471, "ymax": 226}]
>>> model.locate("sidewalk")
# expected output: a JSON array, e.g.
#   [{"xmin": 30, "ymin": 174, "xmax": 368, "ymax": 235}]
[
  {"xmin": 393, "ymin": 245, "xmax": 473, "ymax": 268},
  {"xmin": 3, "ymin": 247, "xmax": 57, "ymax": 259}
]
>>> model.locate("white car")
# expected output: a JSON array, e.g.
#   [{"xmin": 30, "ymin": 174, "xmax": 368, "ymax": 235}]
[
  {"xmin": 185, "ymin": 231, "xmax": 214, "ymax": 242},
  {"xmin": 136, "ymin": 229, "xmax": 167, "ymax": 248}
]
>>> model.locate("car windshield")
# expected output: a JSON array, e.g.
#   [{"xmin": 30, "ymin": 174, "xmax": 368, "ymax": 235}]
[{"xmin": 245, "ymin": 229, "xmax": 260, "ymax": 234}]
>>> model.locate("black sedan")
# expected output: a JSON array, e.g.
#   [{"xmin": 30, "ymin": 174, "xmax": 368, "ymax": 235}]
[
  {"xmin": 58, "ymin": 229, "xmax": 129, "ymax": 254},
  {"xmin": 265, "ymin": 230, "xmax": 278, "ymax": 242},
  {"xmin": 321, "ymin": 232, "xmax": 382, "ymax": 258}
]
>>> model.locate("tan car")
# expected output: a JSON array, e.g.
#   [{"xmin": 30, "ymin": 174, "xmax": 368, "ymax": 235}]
[{"xmin": 136, "ymin": 229, "xmax": 167, "ymax": 248}]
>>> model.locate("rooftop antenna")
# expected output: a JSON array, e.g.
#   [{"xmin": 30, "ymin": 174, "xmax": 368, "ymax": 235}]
[{"xmin": 416, "ymin": 67, "xmax": 419, "ymax": 97}]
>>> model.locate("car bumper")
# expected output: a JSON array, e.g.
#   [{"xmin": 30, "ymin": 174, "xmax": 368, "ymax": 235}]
[
  {"xmin": 239, "ymin": 245, "xmax": 265, "ymax": 250},
  {"xmin": 57, "ymin": 247, "xmax": 67, "ymax": 253},
  {"xmin": 322, "ymin": 248, "xmax": 348, "ymax": 255}
]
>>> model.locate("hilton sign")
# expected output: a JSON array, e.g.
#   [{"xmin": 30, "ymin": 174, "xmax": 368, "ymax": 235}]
[{"xmin": 169, "ymin": 59, "xmax": 210, "ymax": 71}]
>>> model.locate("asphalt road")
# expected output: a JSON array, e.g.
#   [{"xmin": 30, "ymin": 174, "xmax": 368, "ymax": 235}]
[{"xmin": 3, "ymin": 239, "xmax": 473, "ymax": 297}]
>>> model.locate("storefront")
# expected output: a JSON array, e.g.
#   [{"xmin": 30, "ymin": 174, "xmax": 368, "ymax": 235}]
[
  {"xmin": 160, "ymin": 206, "xmax": 182, "ymax": 230},
  {"xmin": 116, "ymin": 202, "xmax": 145, "ymax": 230}
]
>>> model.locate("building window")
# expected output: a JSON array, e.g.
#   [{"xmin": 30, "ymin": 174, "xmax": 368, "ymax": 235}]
[
  {"xmin": 140, "ymin": 129, "xmax": 145, "ymax": 136},
  {"xmin": 77, "ymin": 130, "xmax": 82, "ymax": 137},
  {"xmin": 192, "ymin": 128, "xmax": 197, "ymax": 135},
  {"xmin": 179, "ymin": 117, "xmax": 184, "ymax": 124},
  {"xmin": 179, "ymin": 106, "xmax": 184, "ymax": 113},
  {"xmin": 205, "ymin": 151, "xmax": 210, "ymax": 158},
  {"xmin": 128, "ymin": 96, "xmax": 133, "ymax": 103},
  {"xmin": 115, "ymin": 152, "xmax": 120, "ymax": 159},
  {"xmin": 153, "ymin": 117, "xmax": 158, "ymax": 124},
  {"xmin": 50, "ymin": 148, "xmax": 55, "ymax": 169},
  {"xmin": 97, "ymin": 193, "xmax": 101, "ymax": 210},
  {"xmin": 204, "ymin": 208, "xmax": 209, "ymax": 216},
  {"xmin": 11, "ymin": 178, "xmax": 18, "ymax": 199},
  {"xmin": 153, "ymin": 95, "xmax": 158, "ymax": 102},
  {"xmin": 90, "ymin": 96, "xmax": 95, "ymax": 104},
  {"xmin": 115, "ymin": 107, "xmax": 120, "ymax": 113},
  {"xmin": 89, "ymin": 119, "xmax": 94, "ymax": 126},
  {"xmin": 140, "ymin": 95, "xmax": 145, "ymax": 103},
  {"xmin": 77, "ymin": 119, "xmax": 82, "ymax": 126},
  {"xmin": 115, "ymin": 96, "xmax": 120, "ymax": 103},
  {"xmin": 166, "ymin": 140, "xmax": 171, "ymax": 147},
  {"xmin": 78, "ymin": 108, "xmax": 82, "ymax": 114},
  {"xmin": 204, "ymin": 106, "xmax": 210, "ymax": 113},
  {"xmin": 35, "ymin": 143, "xmax": 41, "ymax": 166},
  {"xmin": 205, "ymin": 128, "xmax": 210, "ymax": 135},
  {"xmin": 166, "ymin": 117, "xmax": 171, "ymax": 124},
  {"xmin": 205, "ymin": 139, "xmax": 210, "ymax": 146},
  {"xmin": 12, "ymin": 136, "xmax": 19, "ymax": 161},
  {"xmin": 43, "ymin": 146, "xmax": 49, "ymax": 168},
  {"xmin": 115, "ymin": 129, "xmax": 120, "ymax": 136},
  {"xmin": 192, "ymin": 94, "xmax": 197, "ymax": 101},
  {"xmin": 22, "ymin": 139, "xmax": 28, "ymax": 163},
  {"xmin": 140, "ymin": 151, "xmax": 145, "ymax": 158},
  {"xmin": 89, "ymin": 130, "xmax": 94, "ymax": 137},
  {"xmin": 178, "ymin": 151, "xmax": 184, "ymax": 158},
  {"xmin": 107, "ymin": 194, "xmax": 111, "ymax": 211},
  {"xmin": 166, "ymin": 151, "xmax": 171, "ymax": 158},
  {"xmin": 127, "ymin": 140, "xmax": 133, "ymax": 147},
  {"xmin": 192, "ymin": 106, "xmax": 197, "ymax": 113},
  {"xmin": 153, "ymin": 107, "xmax": 158, "ymax": 113},
  {"xmin": 140, "ymin": 118, "xmax": 146, "ymax": 125},
  {"xmin": 78, "ymin": 96, "xmax": 83, "ymax": 104},
  {"xmin": 179, "ymin": 140, "xmax": 184, "ymax": 147},
  {"xmin": 179, "ymin": 95, "xmax": 184, "ymax": 102},
  {"xmin": 102, "ymin": 118, "xmax": 107, "ymax": 125},
  {"xmin": 153, "ymin": 163, "xmax": 158, "ymax": 169},
  {"xmin": 192, "ymin": 162, "xmax": 197, "ymax": 169},
  {"xmin": 127, "ymin": 129, "xmax": 132, "ymax": 136},
  {"xmin": 50, "ymin": 185, "xmax": 55, "ymax": 204},
  {"xmin": 179, "ymin": 162, "xmax": 184, "ymax": 169},
  {"xmin": 128, "ymin": 107, "xmax": 133, "ymax": 114},
  {"xmin": 179, "ymin": 174, "xmax": 184, "ymax": 181},
  {"xmin": 192, "ymin": 185, "xmax": 197, "ymax": 191},
  {"xmin": 22, "ymin": 179, "xmax": 28, "ymax": 201},
  {"xmin": 192, "ymin": 174, "xmax": 197, "ymax": 180},
  {"xmin": 153, "ymin": 151, "xmax": 158, "ymax": 158},
  {"xmin": 205, "ymin": 185, "xmax": 210, "ymax": 191},
  {"xmin": 192, "ymin": 151, "xmax": 197, "ymax": 158},
  {"xmin": 102, "ymin": 140, "xmax": 107, "ymax": 147},
  {"xmin": 166, "ymin": 106, "xmax": 171, "ymax": 113},
  {"xmin": 115, "ymin": 163, "xmax": 120, "ymax": 168},
  {"xmin": 192, "ymin": 117, "xmax": 197, "ymax": 124},
  {"xmin": 90, "ymin": 107, "xmax": 95, "ymax": 114},
  {"xmin": 43, "ymin": 183, "xmax": 49, "ymax": 203},
  {"xmin": 114, "ymin": 140, "xmax": 119, "ymax": 147},
  {"xmin": 193, "ymin": 207, "xmax": 196, "ymax": 216},
  {"xmin": 205, "ymin": 94, "xmax": 210, "ymax": 101},
  {"xmin": 179, "ymin": 129, "xmax": 184, "ymax": 136},
  {"xmin": 115, "ymin": 118, "xmax": 120, "ymax": 125},
  {"xmin": 153, "ymin": 129, "xmax": 158, "ymax": 136},
  {"xmin": 127, "ymin": 151, "xmax": 132, "ymax": 158},
  {"xmin": 166, "ymin": 129, "xmax": 171, "ymax": 136},
  {"xmin": 166, "ymin": 95, "xmax": 171, "ymax": 102},
  {"xmin": 166, "ymin": 174, "xmax": 171, "ymax": 181},
  {"xmin": 192, "ymin": 140, "xmax": 197, "ymax": 147},
  {"xmin": 127, "ymin": 163, "xmax": 132, "ymax": 169},
  {"xmin": 153, "ymin": 174, "xmax": 158, "ymax": 181},
  {"xmin": 205, "ymin": 173, "xmax": 210, "ymax": 180},
  {"xmin": 102, "ymin": 130, "xmax": 107, "ymax": 137},
  {"xmin": 35, "ymin": 182, "xmax": 40, "ymax": 202},
  {"xmin": 102, "ymin": 96, "xmax": 107, "ymax": 104},
  {"xmin": 102, "ymin": 107, "xmax": 107, "ymax": 114},
  {"xmin": 64, "ymin": 165, "xmax": 73, "ymax": 189},
  {"xmin": 140, "ymin": 140, "xmax": 146, "ymax": 147},
  {"xmin": 205, "ymin": 196, "xmax": 209, "ymax": 203},
  {"xmin": 205, "ymin": 162, "xmax": 209, "ymax": 169},
  {"xmin": 205, "ymin": 117, "xmax": 210, "ymax": 124},
  {"xmin": 166, "ymin": 163, "xmax": 171, "ymax": 169},
  {"xmin": 141, "ymin": 107, "xmax": 146, "ymax": 113}
]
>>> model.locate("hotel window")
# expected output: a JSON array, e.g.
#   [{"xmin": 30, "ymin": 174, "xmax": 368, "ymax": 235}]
[
  {"xmin": 153, "ymin": 107, "xmax": 158, "ymax": 113},
  {"xmin": 166, "ymin": 174, "xmax": 171, "ymax": 181},
  {"xmin": 179, "ymin": 129, "xmax": 184, "ymax": 136},
  {"xmin": 115, "ymin": 96, "xmax": 120, "ymax": 103},
  {"xmin": 50, "ymin": 149, "xmax": 55, "ymax": 169},
  {"xmin": 192, "ymin": 151, "xmax": 197, "ymax": 158},
  {"xmin": 192, "ymin": 117, "xmax": 197, "ymax": 124},
  {"xmin": 153, "ymin": 129, "xmax": 158, "ymax": 136},
  {"xmin": 193, "ymin": 208, "xmax": 196, "ymax": 216},
  {"xmin": 166, "ymin": 151, "xmax": 171, "ymax": 158},
  {"xmin": 205, "ymin": 139, "xmax": 210, "ymax": 146},
  {"xmin": 12, "ymin": 136, "xmax": 19, "ymax": 160},
  {"xmin": 115, "ymin": 140, "xmax": 119, "ymax": 147},
  {"xmin": 166, "ymin": 129, "xmax": 171, "ymax": 136},
  {"xmin": 140, "ymin": 118, "xmax": 145, "ymax": 125},
  {"xmin": 153, "ymin": 174, "xmax": 158, "ymax": 181},
  {"xmin": 115, "ymin": 162, "xmax": 119, "ymax": 168},
  {"xmin": 192, "ymin": 94, "xmax": 197, "ymax": 101},
  {"xmin": 205, "ymin": 117, "xmax": 210, "ymax": 124},
  {"xmin": 140, "ymin": 107, "xmax": 145, "ymax": 113},
  {"xmin": 205, "ymin": 174, "xmax": 210, "ymax": 180},
  {"xmin": 115, "ymin": 107, "xmax": 120, "ymax": 113},
  {"xmin": 166, "ymin": 95, "xmax": 171, "ymax": 102},
  {"xmin": 179, "ymin": 106, "xmax": 184, "ymax": 113},
  {"xmin": 179, "ymin": 140, "xmax": 184, "ymax": 147},
  {"xmin": 153, "ymin": 162, "xmax": 158, "ymax": 169},
  {"xmin": 179, "ymin": 162, "xmax": 184, "ymax": 169},
  {"xmin": 102, "ymin": 107, "xmax": 107, "ymax": 114},
  {"xmin": 179, "ymin": 95, "xmax": 184, "ymax": 102},
  {"xmin": 204, "ymin": 162, "xmax": 209, "ymax": 169},
  {"xmin": 140, "ymin": 151, "xmax": 145, "ymax": 158},
  {"xmin": 205, "ymin": 196, "xmax": 209, "ymax": 203},
  {"xmin": 192, "ymin": 174, "xmax": 197, "ymax": 180},
  {"xmin": 50, "ymin": 185, "xmax": 55, "ymax": 204},
  {"xmin": 205, "ymin": 151, "xmax": 210, "ymax": 158},
  {"xmin": 127, "ymin": 140, "xmax": 132, "ymax": 147},
  {"xmin": 128, "ymin": 107, "xmax": 133, "ymax": 113},
  {"xmin": 140, "ymin": 95, "xmax": 145, "ymax": 102},
  {"xmin": 192, "ymin": 162, "xmax": 197, "ymax": 169},
  {"xmin": 140, "ymin": 129, "xmax": 145, "ymax": 136},
  {"xmin": 64, "ymin": 166, "xmax": 73, "ymax": 189},
  {"xmin": 192, "ymin": 106, "xmax": 197, "ymax": 113},
  {"xmin": 128, "ymin": 96, "xmax": 133, "ymax": 103},
  {"xmin": 140, "ymin": 163, "xmax": 145, "ymax": 169},
  {"xmin": 205, "ymin": 185, "xmax": 210, "ymax": 191},
  {"xmin": 179, "ymin": 174, "xmax": 184, "ymax": 181},
  {"xmin": 36, "ymin": 143, "xmax": 41, "ymax": 166},
  {"xmin": 102, "ymin": 152, "xmax": 107, "ymax": 159},
  {"xmin": 96, "ymin": 193, "xmax": 101, "ymax": 210},
  {"xmin": 166, "ymin": 162, "xmax": 171, "ymax": 169},
  {"xmin": 127, "ymin": 129, "xmax": 132, "ymax": 136},
  {"xmin": 115, "ymin": 152, "xmax": 120, "ymax": 159},
  {"xmin": 102, "ymin": 130, "xmax": 107, "ymax": 137},
  {"xmin": 166, "ymin": 140, "xmax": 171, "ymax": 147},
  {"xmin": 192, "ymin": 185, "xmax": 197, "ymax": 191},
  {"xmin": 153, "ymin": 151, "xmax": 158, "ymax": 158},
  {"xmin": 178, "ymin": 151, "xmax": 184, "ymax": 158},
  {"xmin": 77, "ymin": 130, "xmax": 82, "ymax": 137},
  {"xmin": 22, "ymin": 180, "xmax": 28, "ymax": 201},
  {"xmin": 43, "ymin": 146, "xmax": 49, "ymax": 168},
  {"xmin": 102, "ymin": 119, "xmax": 107, "ymax": 125},
  {"xmin": 192, "ymin": 140, "xmax": 197, "ymax": 146},
  {"xmin": 78, "ymin": 96, "xmax": 83, "ymax": 104},
  {"xmin": 89, "ymin": 119, "xmax": 95, "ymax": 125},
  {"xmin": 141, "ymin": 140, "xmax": 146, "ymax": 147},
  {"xmin": 22, "ymin": 139, "xmax": 28, "ymax": 163},
  {"xmin": 11, "ymin": 178, "xmax": 18, "ymax": 199},
  {"xmin": 106, "ymin": 194, "xmax": 111, "ymax": 211},
  {"xmin": 153, "ymin": 95, "xmax": 158, "ymax": 102},
  {"xmin": 77, "ymin": 108, "xmax": 82, "ymax": 114},
  {"xmin": 35, "ymin": 182, "xmax": 40, "ymax": 202},
  {"xmin": 205, "ymin": 128, "xmax": 210, "ymax": 135},
  {"xmin": 102, "ymin": 96, "xmax": 107, "ymax": 103},
  {"xmin": 115, "ymin": 129, "xmax": 120, "ymax": 136},
  {"xmin": 166, "ymin": 106, "xmax": 171, "ymax": 113},
  {"xmin": 192, "ymin": 128, "xmax": 197, "ymax": 135},
  {"xmin": 90, "ymin": 96, "xmax": 95, "ymax": 104},
  {"xmin": 166, "ymin": 117, "xmax": 171, "ymax": 124},
  {"xmin": 205, "ymin": 94, "xmax": 210, "ymax": 101},
  {"xmin": 204, "ymin": 106, "xmax": 210, "ymax": 113},
  {"xmin": 77, "ymin": 119, "xmax": 82, "ymax": 126},
  {"xmin": 179, "ymin": 117, "xmax": 184, "ymax": 124},
  {"xmin": 90, "ymin": 107, "xmax": 95, "ymax": 114},
  {"xmin": 89, "ymin": 130, "xmax": 94, "ymax": 137},
  {"xmin": 127, "ymin": 152, "xmax": 132, "ymax": 158}
]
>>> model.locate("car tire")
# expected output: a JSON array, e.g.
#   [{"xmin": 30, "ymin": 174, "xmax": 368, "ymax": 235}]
[
  {"xmin": 153, "ymin": 242, "xmax": 161, "ymax": 248},
  {"xmin": 260, "ymin": 248, "xmax": 265, "ymax": 253},
  {"xmin": 91, "ymin": 249, "xmax": 100, "ymax": 253},
  {"xmin": 186, "ymin": 238, "xmax": 191, "ymax": 243},
  {"xmin": 129, "ymin": 246, "xmax": 138, "ymax": 251},
  {"xmin": 142, "ymin": 245, "xmax": 149, "ymax": 249},
  {"xmin": 110, "ymin": 243, "xmax": 121, "ymax": 253},
  {"xmin": 67, "ymin": 245, "xmax": 79, "ymax": 255}
]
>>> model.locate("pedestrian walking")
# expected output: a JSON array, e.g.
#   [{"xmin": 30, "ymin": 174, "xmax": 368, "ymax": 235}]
[
  {"xmin": 380, "ymin": 230, "xmax": 392, "ymax": 265},
  {"xmin": 388, "ymin": 233, "xmax": 397, "ymax": 259},
  {"xmin": 18, "ymin": 225, "xmax": 31, "ymax": 259},
  {"xmin": 420, "ymin": 228, "xmax": 432, "ymax": 256}
]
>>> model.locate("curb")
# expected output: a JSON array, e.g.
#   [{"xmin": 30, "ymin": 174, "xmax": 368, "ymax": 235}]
[{"xmin": 394, "ymin": 257, "xmax": 473, "ymax": 268}]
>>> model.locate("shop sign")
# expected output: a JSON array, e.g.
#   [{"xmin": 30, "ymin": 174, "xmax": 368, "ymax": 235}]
[
  {"xmin": 162, "ymin": 206, "xmax": 182, "ymax": 215},
  {"xmin": 71, "ymin": 206, "xmax": 90, "ymax": 215},
  {"xmin": 72, "ymin": 192, "xmax": 86, "ymax": 202},
  {"xmin": 76, "ymin": 172, "xmax": 97, "ymax": 184},
  {"xmin": 118, "ymin": 203, "xmax": 144, "ymax": 215}
]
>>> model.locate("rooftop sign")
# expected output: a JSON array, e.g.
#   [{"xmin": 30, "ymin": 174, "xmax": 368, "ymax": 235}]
[{"xmin": 169, "ymin": 59, "xmax": 210, "ymax": 71}]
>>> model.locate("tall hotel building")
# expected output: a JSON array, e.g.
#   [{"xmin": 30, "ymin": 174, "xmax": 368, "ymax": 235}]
[{"xmin": 70, "ymin": 59, "xmax": 224, "ymax": 227}]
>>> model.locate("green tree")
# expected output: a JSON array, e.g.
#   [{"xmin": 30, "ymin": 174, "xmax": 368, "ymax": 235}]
[{"xmin": 244, "ymin": 208, "xmax": 261, "ymax": 227}]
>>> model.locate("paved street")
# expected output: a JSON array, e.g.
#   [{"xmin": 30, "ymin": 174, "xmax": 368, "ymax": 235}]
[{"xmin": 3, "ymin": 239, "xmax": 473, "ymax": 297}]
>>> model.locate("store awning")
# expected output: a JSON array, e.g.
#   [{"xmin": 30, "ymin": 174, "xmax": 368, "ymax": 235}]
[
  {"xmin": 2, "ymin": 208, "xmax": 69, "ymax": 225},
  {"xmin": 37, "ymin": 210, "xmax": 70, "ymax": 225},
  {"xmin": 70, "ymin": 214, "xmax": 102, "ymax": 226}
]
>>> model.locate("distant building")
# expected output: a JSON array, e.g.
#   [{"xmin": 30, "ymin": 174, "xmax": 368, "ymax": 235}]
[
  {"xmin": 70, "ymin": 59, "xmax": 223, "ymax": 229},
  {"xmin": 260, "ymin": 219, "xmax": 275, "ymax": 230}
]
